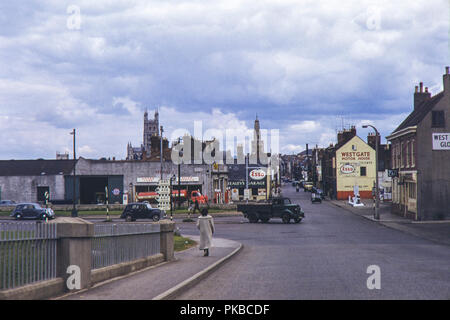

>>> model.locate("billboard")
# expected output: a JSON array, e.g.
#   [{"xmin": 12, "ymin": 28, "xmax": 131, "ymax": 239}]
[{"xmin": 227, "ymin": 164, "xmax": 267, "ymax": 188}]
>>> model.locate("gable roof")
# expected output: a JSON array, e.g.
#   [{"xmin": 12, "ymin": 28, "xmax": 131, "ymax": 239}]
[
  {"xmin": 0, "ymin": 160, "xmax": 76, "ymax": 176},
  {"xmin": 336, "ymin": 135, "xmax": 375, "ymax": 152},
  {"xmin": 392, "ymin": 92, "xmax": 444, "ymax": 134}
]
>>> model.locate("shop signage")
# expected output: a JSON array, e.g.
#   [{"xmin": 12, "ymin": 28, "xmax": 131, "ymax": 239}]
[
  {"xmin": 432, "ymin": 133, "xmax": 450, "ymax": 150},
  {"xmin": 340, "ymin": 164, "xmax": 355, "ymax": 174},
  {"xmin": 249, "ymin": 168, "xmax": 266, "ymax": 180},
  {"xmin": 137, "ymin": 176, "xmax": 199, "ymax": 183}
]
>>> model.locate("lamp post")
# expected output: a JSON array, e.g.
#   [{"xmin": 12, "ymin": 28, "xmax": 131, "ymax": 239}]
[
  {"xmin": 178, "ymin": 138, "xmax": 182, "ymax": 209},
  {"xmin": 362, "ymin": 124, "xmax": 380, "ymax": 220},
  {"xmin": 160, "ymin": 125, "xmax": 164, "ymax": 181},
  {"xmin": 70, "ymin": 129, "xmax": 78, "ymax": 217}
]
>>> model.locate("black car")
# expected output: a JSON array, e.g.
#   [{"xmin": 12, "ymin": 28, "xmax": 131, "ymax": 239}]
[
  {"xmin": 10, "ymin": 203, "xmax": 55, "ymax": 220},
  {"xmin": 0, "ymin": 200, "xmax": 16, "ymax": 206},
  {"xmin": 311, "ymin": 187, "xmax": 325, "ymax": 201},
  {"xmin": 121, "ymin": 202, "xmax": 165, "ymax": 222}
]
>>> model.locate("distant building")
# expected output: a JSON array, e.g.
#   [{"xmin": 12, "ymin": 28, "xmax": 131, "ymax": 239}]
[
  {"xmin": 127, "ymin": 110, "xmax": 163, "ymax": 160},
  {"xmin": 386, "ymin": 67, "xmax": 450, "ymax": 220},
  {"xmin": 56, "ymin": 152, "xmax": 69, "ymax": 160}
]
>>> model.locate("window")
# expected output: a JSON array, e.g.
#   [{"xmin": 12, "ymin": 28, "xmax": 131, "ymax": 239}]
[
  {"xmin": 408, "ymin": 183, "xmax": 416, "ymax": 199},
  {"xmin": 360, "ymin": 167, "xmax": 367, "ymax": 176},
  {"xmin": 411, "ymin": 139, "xmax": 415, "ymax": 167},
  {"xmin": 432, "ymin": 111, "xmax": 445, "ymax": 128}
]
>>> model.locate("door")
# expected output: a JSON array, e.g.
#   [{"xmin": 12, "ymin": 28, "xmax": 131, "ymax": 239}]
[{"xmin": 272, "ymin": 198, "xmax": 283, "ymax": 215}]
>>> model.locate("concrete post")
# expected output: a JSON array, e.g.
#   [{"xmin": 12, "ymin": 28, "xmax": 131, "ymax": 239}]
[
  {"xmin": 50, "ymin": 217, "xmax": 94, "ymax": 291},
  {"xmin": 159, "ymin": 220, "xmax": 175, "ymax": 261}
]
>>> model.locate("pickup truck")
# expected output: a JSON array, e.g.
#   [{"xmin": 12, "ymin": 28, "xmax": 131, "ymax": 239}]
[{"xmin": 236, "ymin": 197, "xmax": 305, "ymax": 224}]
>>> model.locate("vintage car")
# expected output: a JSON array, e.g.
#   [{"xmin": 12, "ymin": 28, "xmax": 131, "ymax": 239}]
[
  {"xmin": 120, "ymin": 202, "xmax": 166, "ymax": 222},
  {"xmin": 10, "ymin": 203, "xmax": 55, "ymax": 220},
  {"xmin": 237, "ymin": 197, "xmax": 305, "ymax": 224}
]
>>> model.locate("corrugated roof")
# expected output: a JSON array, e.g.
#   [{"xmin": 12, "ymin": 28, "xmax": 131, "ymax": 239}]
[
  {"xmin": 392, "ymin": 92, "xmax": 444, "ymax": 133},
  {"xmin": 0, "ymin": 159, "xmax": 76, "ymax": 176}
]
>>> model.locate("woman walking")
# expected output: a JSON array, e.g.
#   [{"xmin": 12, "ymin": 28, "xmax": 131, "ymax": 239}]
[{"xmin": 196, "ymin": 208, "xmax": 215, "ymax": 256}]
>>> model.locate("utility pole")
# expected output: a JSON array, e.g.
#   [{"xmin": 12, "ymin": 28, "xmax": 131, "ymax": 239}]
[
  {"xmin": 70, "ymin": 129, "xmax": 78, "ymax": 217},
  {"xmin": 160, "ymin": 125, "xmax": 164, "ymax": 181}
]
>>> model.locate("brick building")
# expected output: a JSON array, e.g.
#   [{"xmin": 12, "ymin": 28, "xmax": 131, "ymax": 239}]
[{"xmin": 386, "ymin": 67, "xmax": 450, "ymax": 220}]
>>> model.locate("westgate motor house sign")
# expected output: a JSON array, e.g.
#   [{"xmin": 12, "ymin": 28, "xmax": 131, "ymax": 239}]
[{"xmin": 432, "ymin": 133, "xmax": 450, "ymax": 150}]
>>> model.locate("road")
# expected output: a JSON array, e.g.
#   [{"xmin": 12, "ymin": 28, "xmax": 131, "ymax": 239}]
[{"xmin": 175, "ymin": 183, "xmax": 450, "ymax": 299}]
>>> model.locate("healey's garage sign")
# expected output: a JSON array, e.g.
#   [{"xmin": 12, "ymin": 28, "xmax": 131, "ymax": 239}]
[{"xmin": 432, "ymin": 133, "xmax": 450, "ymax": 150}]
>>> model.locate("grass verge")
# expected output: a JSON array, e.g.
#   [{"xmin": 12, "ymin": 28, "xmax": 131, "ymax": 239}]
[{"xmin": 174, "ymin": 235, "xmax": 197, "ymax": 252}]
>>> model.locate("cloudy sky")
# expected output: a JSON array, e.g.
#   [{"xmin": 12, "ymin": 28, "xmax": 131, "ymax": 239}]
[{"xmin": 0, "ymin": 0, "xmax": 448, "ymax": 159}]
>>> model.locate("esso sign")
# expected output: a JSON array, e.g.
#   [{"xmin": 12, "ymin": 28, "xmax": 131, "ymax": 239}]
[
  {"xmin": 250, "ymin": 169, "xmax": 266, "ymax": 180},
  {"xmin": 340, "ymin": 164, "xmax": 355, "ymax": 174}
]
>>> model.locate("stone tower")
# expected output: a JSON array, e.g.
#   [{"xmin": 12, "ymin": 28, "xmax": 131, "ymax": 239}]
[{"xmin": 143, "ymin": 109, "xmax": 160, "ymax": 156}]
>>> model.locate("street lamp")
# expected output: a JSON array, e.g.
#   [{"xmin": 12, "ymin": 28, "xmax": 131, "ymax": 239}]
[
  {"xmin": 70, "ymin": 129, "xmax": 78, "ymax": 217},
  {"xmin": 362, "ymin": 124, "xmax": 380, "ymax": 220}
]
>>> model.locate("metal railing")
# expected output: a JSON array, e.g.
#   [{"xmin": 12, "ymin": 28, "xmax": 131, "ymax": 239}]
[
  {"xmin": 92, "ymin": 223, "xmax": 161, "ymax": 270},
  {"xmin": 0, "ymin": 222, "xmax": 58, "ymax": 290}
]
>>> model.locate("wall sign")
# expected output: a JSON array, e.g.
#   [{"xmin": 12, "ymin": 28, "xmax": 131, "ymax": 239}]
[
  {"xmin": 432, "ymin": 133, "xmax": 450, "ymax": 150},
  {"xmin": 340, "ymin": 164, "xmax": 355, "ymax": 174}
]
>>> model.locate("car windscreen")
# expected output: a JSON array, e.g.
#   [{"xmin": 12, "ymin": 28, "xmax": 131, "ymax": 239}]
[
  {"xmin": 284, "ymin": 199, "xmax": 291, "ymax": 205},
  {"xmin": 146, "ymin": 203, "xmax": 153, "ymax": 210}
]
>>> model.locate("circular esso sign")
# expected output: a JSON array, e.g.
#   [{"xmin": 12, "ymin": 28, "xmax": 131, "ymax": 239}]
[
  {"xmin": 340, "ymin": 164, "xmax": 355, "ymax": 174},
  {"xmin": 250, "ymin": 168, "xmax": 266, "ymax": 180},
  {"xmin": 112, "ymin": 188, "xmax": 120, "ymax": 196}
]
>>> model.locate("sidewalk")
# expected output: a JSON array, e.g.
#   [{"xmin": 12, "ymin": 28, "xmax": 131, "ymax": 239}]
[
  {"xmin": 54, "ymin": 236, "xmax": 242, "ymax": 300},
  {"xmin": 328, "ymin": 199, "xmax": 450, "ymax": 246}
]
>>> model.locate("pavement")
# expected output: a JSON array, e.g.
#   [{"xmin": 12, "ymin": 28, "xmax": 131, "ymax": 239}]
[
  {"xmin": 54, "ymin": 236, "xmax": 242, "ymax": 300},
  {"xmin": 328, "ymin": 198, "xmax": 450, "ymax": 246}
]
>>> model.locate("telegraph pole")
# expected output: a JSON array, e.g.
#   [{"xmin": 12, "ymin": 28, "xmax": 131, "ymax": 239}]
[
  {"xmin": 70, "ymin": 129, "xmax": 78, "ymax": 217},
  {"xmin": 160, "ymin": 125, "xmax": 164, "ymax": 180}
]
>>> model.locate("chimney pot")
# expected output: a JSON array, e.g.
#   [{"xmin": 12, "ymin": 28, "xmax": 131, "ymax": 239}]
[
  {"xmin": 419, "ymin": 82, "xmax": 423, "ymax": 92},
  {"xmin": 415, "ymin": 85, "xmax": 418, "ymax": 93},
  {"xmin": 425, "ymin": 87, "xmax": 428, "ymax": 93},
  {"xmin": 446, "ymin": 66, "xmax": 449, "ymax": 74}
]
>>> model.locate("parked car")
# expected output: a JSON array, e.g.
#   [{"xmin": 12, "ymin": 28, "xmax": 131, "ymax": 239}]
[
  {"xmin": 303, "ymin": 182, "xmax": 314, "ymax": 192},
  {"xmin": 120, "ymin": 202, "xmax": 166, "ymax": 222},
  {"xmin": 10, "ymin": 203, "xmax": 55, "ymax": 220},
  {"xmin": 311, "ymin": 192, "xmax": 322, "ymax": 203},
  {"xmin": 311, "ymin": 187, "xmax": 325, "ymax": 200},
  {"xmin": 0, "ymin": 200, "xmax": 16, "ymax": 206}
]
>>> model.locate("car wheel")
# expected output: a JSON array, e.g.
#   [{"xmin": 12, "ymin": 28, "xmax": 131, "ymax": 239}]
[
  {"xmin": 294, "ymin": 217, "xmax": 302, "ymax": 223},
  {"xmin": 260, "ymin": 216, "xmax": 270, "ymax": 223},
  {"xmin": 152, "ymin": 214, "xmax": 160, "ymax": 222},
  {"xmin": 125, "ymin": 215, "xmax": 133, "ymax": 222},
  {"xmin": 282, "ymin": 214, "xmax": 290, "ymax": 224},
  {"xmin": 15, "ymin": 213, "xmax": 22, "ymax": 220},
  {"xmin": 248, "ymin": 214, "xmax": 258, "ymax": 223}
]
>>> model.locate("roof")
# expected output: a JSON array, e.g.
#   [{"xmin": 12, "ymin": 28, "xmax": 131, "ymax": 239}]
[
  {"xmin": 392, "ymin": 92, "xmax": 444, "ymax": 134},
  {"xmin": 0, "ymin": 159, "xmax": 76, "ymax": 176}
]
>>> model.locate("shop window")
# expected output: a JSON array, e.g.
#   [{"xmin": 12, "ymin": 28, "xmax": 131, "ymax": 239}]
[
  {"xmin": 432, "ymin": 111, "xmax": 445, "ymax": 128},
  {"xmin": 360, "ymin": 167, "xmax": 366, "ymax": 176},
  {"xmin": 408, "ymin": 183, "xmax": 416, "ymax": 199}
]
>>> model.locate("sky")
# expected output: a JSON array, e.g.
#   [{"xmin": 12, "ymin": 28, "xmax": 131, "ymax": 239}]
[{"xmin": 0, "ymin": 0, "xmax": 448, "ymax": 160}]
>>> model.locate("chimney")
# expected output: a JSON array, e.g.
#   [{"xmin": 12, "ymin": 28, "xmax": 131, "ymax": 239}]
[
  {"xmin": 444, "ymin": 66, "xmax": 450, "ymax": 96},
  {"xmin": 414, "ymin": 82, "xmax": 431, "ymax": 110},
  {"xmin": 337, "ymin": 131, "xmax": 343, "ymax": 144}
]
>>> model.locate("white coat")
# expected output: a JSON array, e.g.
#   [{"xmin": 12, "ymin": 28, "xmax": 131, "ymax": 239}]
[{"xmin": 196, "ymin": 215, "xmax": 215, "ymax": 250}]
